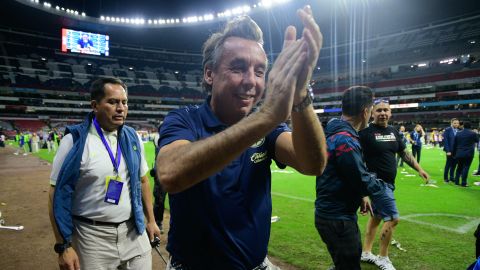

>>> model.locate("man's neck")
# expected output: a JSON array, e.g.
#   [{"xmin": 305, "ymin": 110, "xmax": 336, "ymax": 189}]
[
  {"xmin": 341, "ymin": 115, "xmax": 363, "ymax": 131},
  {"xmin": 372, "ymin": 121, "xmax": 388, "ymax": 128}
]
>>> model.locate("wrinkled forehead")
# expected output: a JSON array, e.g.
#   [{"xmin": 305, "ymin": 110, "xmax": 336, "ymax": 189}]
[{"xmin": 221, "ymin": 37, "xmax": 267, "ymax": 64}]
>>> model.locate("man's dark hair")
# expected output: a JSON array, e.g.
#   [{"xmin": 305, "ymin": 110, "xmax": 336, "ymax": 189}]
[
  {"xmin": 201, "ymin": 15, "xmax": 264, "ymax": 93},
  {"xmin": 463, "ymin": 121, "xmax": 471, "ymax": 129},
  {"xmin": 341, "ymin": 86, "xmax": 373, "ymax": 116},
  {"xmin": 90, "ymin": 77, "xmax": 127, "ymax": 102}
]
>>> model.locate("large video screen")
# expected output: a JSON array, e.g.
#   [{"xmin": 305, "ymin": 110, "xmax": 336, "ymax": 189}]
[{"xmin": 61, "ymin": 28, "xmax": 109, "ymax": 56}]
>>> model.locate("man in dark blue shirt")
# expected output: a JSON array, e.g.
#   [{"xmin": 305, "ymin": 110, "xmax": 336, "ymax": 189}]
[
  {"xmin": 156, "ymin": 7, "xmax": 327, "ymax": 270},
  {"xmin": 409, "ymin": 124, "xmax": 425, "ymax": 163},
  {"xmin": 453, "ymin": 122, "xmax": 479, "ymax": 187},
  {"xmin": 443, "ymin": 118, "xmax": 459, "ymax": 183}
]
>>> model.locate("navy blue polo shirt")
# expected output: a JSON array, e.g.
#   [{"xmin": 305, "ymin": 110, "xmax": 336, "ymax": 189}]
[{"xmin": 159, "ymin": 97, "xmax": 290, "ymax": 269}]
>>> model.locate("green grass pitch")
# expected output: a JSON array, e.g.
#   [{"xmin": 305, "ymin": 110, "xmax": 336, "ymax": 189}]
[{"xmin": 30, "ymin": 141, "xmax": 480, "ymax": 269}]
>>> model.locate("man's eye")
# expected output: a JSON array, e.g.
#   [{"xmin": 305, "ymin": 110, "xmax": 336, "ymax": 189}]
[{"xmin": 255, "ymin": 71, "xmax": 265, "ymax": 77}]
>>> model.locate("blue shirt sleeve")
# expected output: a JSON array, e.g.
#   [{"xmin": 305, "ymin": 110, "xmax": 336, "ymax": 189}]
[{"xmin": 159, "ymin": 110, "xmax": 197, "ymax": 148}]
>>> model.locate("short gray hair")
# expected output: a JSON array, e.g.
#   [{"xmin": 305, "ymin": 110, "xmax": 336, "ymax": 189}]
[{"xmin": 201, "ymin": 15, "xmax": 264, "ymax": 93}]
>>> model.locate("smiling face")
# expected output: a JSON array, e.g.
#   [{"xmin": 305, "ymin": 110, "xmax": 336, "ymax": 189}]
[
  {"xmin": 91, "ymin": 83, "xmax": 128, "ymax": 132},
  {"xmin": 205, "ymin": 37, "xmax": 267, "ymax": 125},
  {"xmin": 372, "ymin": 102, "xmax": 391, "ymax": 127}
]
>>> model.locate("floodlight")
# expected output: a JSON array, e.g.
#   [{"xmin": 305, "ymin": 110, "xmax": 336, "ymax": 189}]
[
  {"xmin": 126, "ymin": 18, "xmax": 130, "ymax": 23},
  {"xmin": 106, "ymin": 16, "xmax": 111, "ymax": 21},
  {"xmin": 175, "ymin": 19, "xmax": 180, "ymax": 23},
  {"xmin": 121, "ymin": 18, "xmax": 125, "ymax": 22},
  {"xmin": 55, "ymin": 5, "xmax": 59, "ymax": 9},
  {"xmin": 81, "ymin": 12, "xmax": 86, "ymax": 16},
  {"xmin": 153, "ymin": 20, "xmax": 158, "ymax": 24},
  {"xmin": 148, "ymin": 19, "xmax": 152, "ymax": 24},
  {"xmin": 261, "ymin": 1, "xmax": 273, "ymax": 8},
  {"xmin": 242, "ymin": 5, "xmax": 251, "ymax": 13}
]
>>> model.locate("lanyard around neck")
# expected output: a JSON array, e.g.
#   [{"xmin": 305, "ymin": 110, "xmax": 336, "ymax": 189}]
[{"xmin": 93, "ymin": 117, "xmax": 121, "ymax": 173}]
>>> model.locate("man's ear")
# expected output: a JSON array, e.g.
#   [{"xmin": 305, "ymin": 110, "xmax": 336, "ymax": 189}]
[
  {"xmin": 204, "ymin": 66, "xmax": 213, "ymax": 86},
  {"xmin": 363, "ymin": 107, "xmax": 372, "ymax": 122},
  {"xmin": 91, "ymin": 100, "xmax": 98, "ymax": 112}
]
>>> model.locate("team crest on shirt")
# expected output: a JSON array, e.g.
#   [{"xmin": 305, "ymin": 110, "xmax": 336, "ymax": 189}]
[
  {"xmin": 251, "ymin": 138, "xmax": 265, "ymax": 148},
  {"xmin": 251, "ymin": 151, "xmax": 268, "ymax": 163},
  {"xmin": 374, "ymin": 132, "xmax": 396, "ymax": 142},
  {"xmin": 133, "ymin": 145, "xmax": 137, "ymax": 151}
]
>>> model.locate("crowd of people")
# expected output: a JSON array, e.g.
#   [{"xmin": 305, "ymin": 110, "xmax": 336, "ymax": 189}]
[
  {"xmin": 11, "ymin": 130, "xmax": 60, "ymax": 155},
  {"xmin": 3, "ymin": 6, "xmax": 478, "ymax": 270}
]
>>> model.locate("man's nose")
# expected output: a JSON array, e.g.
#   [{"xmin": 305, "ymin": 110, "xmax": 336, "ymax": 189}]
[{"xmin": 242, "ymin": 69, "xmax": 256, "ymax": 87}]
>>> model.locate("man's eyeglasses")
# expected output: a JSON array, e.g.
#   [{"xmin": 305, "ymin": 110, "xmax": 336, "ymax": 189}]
[{"xmin": 373, "ymin": 98, "xmax": 390, "ymax": 105}]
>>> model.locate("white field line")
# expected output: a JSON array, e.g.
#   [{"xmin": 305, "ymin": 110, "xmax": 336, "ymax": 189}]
[
  {"xmin": 272, "ymin": 192, "xmax": 480, "ymax": 234},
  {"xmin": 271, "ymin": 192, "xmax": 314, "ymax": 203}
]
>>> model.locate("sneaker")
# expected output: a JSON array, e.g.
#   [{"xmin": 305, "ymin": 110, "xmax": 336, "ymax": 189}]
[
  {"xmin": 361, "ymin": 251, "xmax": 378, "ymax": 264},
  {"xmin": 375, "ymin": 256, "xmax": 396, "ymax": 270}
]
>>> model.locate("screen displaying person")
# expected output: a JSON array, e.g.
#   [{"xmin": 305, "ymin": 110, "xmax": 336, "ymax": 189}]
[{"xmin": 77, "ymin": 34, "xmax": 94, "ymax": 53}]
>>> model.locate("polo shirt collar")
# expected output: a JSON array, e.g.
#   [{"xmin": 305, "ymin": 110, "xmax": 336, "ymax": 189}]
[{"xmin": 199, "ymin": 96, "xmax": 227, "ymax": 129}]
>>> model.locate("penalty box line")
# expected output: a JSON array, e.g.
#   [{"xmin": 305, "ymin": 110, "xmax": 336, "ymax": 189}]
[{"xmin": 271, "ymin": 192, "xmax": 479, "ymax": 234}]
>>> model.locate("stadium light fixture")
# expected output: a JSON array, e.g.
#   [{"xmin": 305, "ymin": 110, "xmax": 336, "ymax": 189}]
[
  {"xmin": 21, "ymin": 0, "xmax": 294, "ymax": 28},
  {"xmin": 260, "ymin": 1, "xmax": 272, "ymax": 8}
]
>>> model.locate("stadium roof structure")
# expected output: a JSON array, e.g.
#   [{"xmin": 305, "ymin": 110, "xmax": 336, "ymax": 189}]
[{"xmin": 1, "ymin": 0, "xmax": 480, "ymax": 54}]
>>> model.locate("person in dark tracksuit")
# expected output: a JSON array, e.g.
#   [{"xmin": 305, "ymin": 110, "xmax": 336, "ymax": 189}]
[
  {"xmin": 315, "ymin": 86, "xmax": 390, "ymax": 270},
  {"xmin": 151, "ymin": 131, "xmax": 167, "ymax": 233}
]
